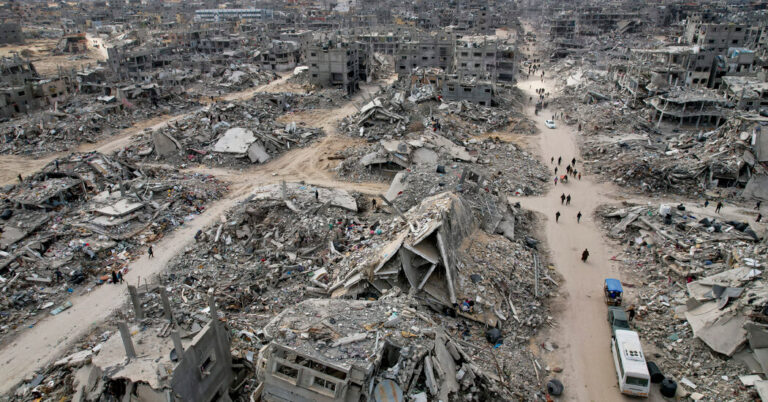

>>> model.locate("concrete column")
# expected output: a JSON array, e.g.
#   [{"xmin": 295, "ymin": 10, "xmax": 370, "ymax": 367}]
[
  {"xmin": 171, "ymin": 330, "xmax": 184, "ymax": 359},
  {"xmin": 208, "ymin": 288, "xmax": 218, "ymax": 325},
  {"xmin": 679, "ymin": 103, "xmax": 686, "ymax": 127},
  {"xmin": 160, "ymin": 288, "xmax": 173, "ymax": 322},
  {"xmin": 127, "ymin": 285, "xmax": 144, "ymax": 320},
  {"xmin": 118, "ymin": 322, "xmax": 137, "ymax": 359}
]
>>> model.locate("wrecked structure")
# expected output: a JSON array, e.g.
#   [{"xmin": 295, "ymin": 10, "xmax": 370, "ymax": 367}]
[
  {"xmin": 601, "ymin": 202, "xmax": 766, "ymax": 399},
  {"xmin": 306, "ymin": 40, "xmax": 371, "ymax": 94},
  {"xmin": 41, "ymin": 287, "xmax": 240, "ymax": 401},
  {"xmin": 0, "ymin": 152, "xmax": 227, "ymax": 342}
]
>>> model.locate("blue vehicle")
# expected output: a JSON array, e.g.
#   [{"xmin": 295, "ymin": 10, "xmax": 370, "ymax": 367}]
[{"xmin": 604, "ymin": 278, "xmax": 623, "ymax": 306}]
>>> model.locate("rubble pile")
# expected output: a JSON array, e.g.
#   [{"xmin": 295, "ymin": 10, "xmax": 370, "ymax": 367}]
[
  {"xmin": 0, "ymin": 152, "xmax": 227, "ymax": 341},
  {"xmin": 337, "ymin": 131, "xmax": 547, "ymax": 211},
  {"xmin": 120, "ymin": 97, "xmax": 323, "ymax": 167},
  {"xmin": 581, "ymin": 119, "xmax": 755, "ymax": 195},
  {"xmin": 0, "ymin": 94, "xmax": 198, "ymax": 157},
  {"xmin": 600, "ymin": 203, "xmax": 767, "ymax": 399},
  {"xmin": 338, "ymin": 88, "xmax": 531, "ymax": 141},
  {"xmin": 209, "ymin": 64, "xmax": 278, "ymax": 93},
  {"xmin": 256, "ymin": 295, "xmax": 548, "ymax": 401},
  {"xmin": 112, "ymin": 186, "xmax": 555, "ymax": 399},
  {"xmin": 546, "ymin": 56, "xmax": 764, "ymax": 198},
  {"xmin": 338, "ymin": 95, "xmax": 411, "ymax": 139}
]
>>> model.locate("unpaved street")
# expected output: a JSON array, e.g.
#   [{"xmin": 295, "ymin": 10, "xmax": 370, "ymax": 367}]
[{"xmin": 516, "ymin": 76, "xmax": 630, "ymax": 401}]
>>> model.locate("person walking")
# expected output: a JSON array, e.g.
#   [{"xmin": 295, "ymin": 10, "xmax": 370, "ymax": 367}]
[
  {"xmin": 315, "ymin": 189, "xmax": 319, "ymax": 200},
  {"xmin": 578, "ymin": 173, "xmax": 581, "ymax": 180},
  {"xmin": 111, "ymin": 270, "xmax": 119, "ymax": 285},
  {"xmin": 566, "ymin": 194, "xmax": 571, "ymax": 205},
  {"xmin": 554, "ymin": 166, "xmax": 558, "ymax": 175},
  {"xmin": 581, "ymin": 249, "xmax": 589, "ymax": 262},
  {"xmin": 554, "ymin": 177, "xmax": 558, "ymax": 186},
  {"xmin": 758, "ymin": 201, "xmax": 762, "ymax": 210},
  {"xmin": 555, "ymin": 211, "xmax": 561, "ymax": 223},
  {"xmin": 716, "ymin": 201, "xmax": 723, "ymax": 214},
  {"xmin": 571, "ymin": 158, "xmax": 576, "ymax": 166},
  {"xmin": 551, "ymin": 156, "xmax": 554, "ymax": 164},
  {"xmin": 148, "ymin": 245, "xmax": 154, "ymax": 259},
  {"xmin": 577, "ymin": 211, "xmax": 582, "ymax": 223},
  {"xmin": 557, "ymin": 156, "xmax": 562, "ymax": 165},
  {"xmin": 757, "ymin": 213, "xmax": 762, "ymax": 223},
  {"xmin": 117, "ymin": 270, "xmax": 123, "ymax": 284},
  {"xmin": 704, "ymin": 200, "xmax": 709, "ymax": 208},
  {"xmin": 561, "ymin": 193, "xmax": 566, "ymax": 204}
]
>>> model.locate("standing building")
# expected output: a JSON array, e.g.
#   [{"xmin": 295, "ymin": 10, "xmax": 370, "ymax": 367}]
[{"xmin": 306, "ymin": 40, "xmax": 370, "ymax": 94}]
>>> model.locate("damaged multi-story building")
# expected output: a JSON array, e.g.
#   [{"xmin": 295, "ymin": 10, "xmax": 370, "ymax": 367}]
[
  {"xmin": 0, "ymin": 56, "xmax": 75, "ymax": 117},
  {"xmin": 306, "ymin": 40, "xmax": 371, "ymax": 94}
]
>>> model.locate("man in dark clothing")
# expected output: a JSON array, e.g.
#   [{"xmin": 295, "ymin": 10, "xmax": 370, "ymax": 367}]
[
  {"xmin": 577, "ymin": 211, "xmax": 582, "ymax": 223},
  {"xmin": 315, "ymin": 189, "xmax": 319, "ymax": 200},
  {"xmin": 581, "ymin": 249, "xmax": 589, "ymax": 262},
  {"xmin": 704, "ymin": 200, "xmax": 709, "ymax": 208},
  {"xmin": 572, "ymin": 158, "xmax": 576, "ymax": 166},
  {"xmin": 758, "ymin": 201, "xmax": 762, "ymax": 210},
  {"xmin": 716, "ymin": 201, "xmax": 723, "ymax": 213},
  {"xmin": 566, "ymin": 195, "xmax": 571, "ymax": 205},
  {"xmin": 758, "ymin": 213, "xmax": 762, "ymax": 223},
  {"xmin": 554, "ymin": 166, "xmax": 558, "ymax": 175},
  {"xmin": 117, "ymin": 271, "xmax": 123, "ymax": 283},
  {"xmin": 555, "ymin": 211, "xmax": 561, "ymax": 223},
  {"xmin": 111, "ymin": 270, "xmax": 119, "ymax": 284},
  {"xmin": 557, "ymin": 156, "xmax": 562, "ymax": 165},
  {"xmin": 626, "ymin": 305, "xmax": 636, "ymax": 321},
  {"xmin": 148, "ymin": 246, "xmax": 154, "ymax": 259},
  {"xmin": 17, "ymin": 174, "xmax": 22, "ymax": 183},
  {"xmin": 561, "ymin": 193, "xmax": 565, "ymax": 204}
]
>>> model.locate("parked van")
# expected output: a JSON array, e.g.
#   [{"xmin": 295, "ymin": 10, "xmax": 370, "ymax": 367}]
[{"xmin": 611, "ymin": 329, "xmax": 650, "ymax": 397}]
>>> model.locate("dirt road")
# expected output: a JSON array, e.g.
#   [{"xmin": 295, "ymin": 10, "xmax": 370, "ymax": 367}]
[
  {"xmin": 515, "ymin": 73, "xmax": 686, "ymax": 400},
  {"xmin": 515, "ymin": 76, "xmax": 628, "ymax": 400},
  {"xmin": 0, "ymin": 78, "xmax": 387, "ymax": 394}
]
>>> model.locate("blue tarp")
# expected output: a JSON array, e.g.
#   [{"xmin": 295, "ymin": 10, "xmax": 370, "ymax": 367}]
[{"xmin": 605, "ymin": 278, "xmax": 623, "ymax": 293}]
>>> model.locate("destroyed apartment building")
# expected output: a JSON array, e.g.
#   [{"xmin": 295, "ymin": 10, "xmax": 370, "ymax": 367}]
[
  {"xmin": 306, "ymin": 40, "xmax": 371, "ymax": 94},
  {"xmin": 0, "ymin": 152, "xmax": 226, "ymax": 342},
  {"xmin": 123, "ymin": 95, "xmax": 323, "ymax": 167},
  {"xmin": 45, "ymin": 287, "xmax": 243, "ymax": 401}
]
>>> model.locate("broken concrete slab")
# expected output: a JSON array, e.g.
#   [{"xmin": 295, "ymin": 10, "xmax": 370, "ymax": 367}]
[{"xmin": 213, "ymin": 127, "xmax": 256, "ymax": 154}]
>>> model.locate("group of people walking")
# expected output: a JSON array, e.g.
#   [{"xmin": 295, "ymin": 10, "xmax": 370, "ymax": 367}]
[{"xmin": 551, "ymin": 155, "xmax": 589, "ymax": 263}]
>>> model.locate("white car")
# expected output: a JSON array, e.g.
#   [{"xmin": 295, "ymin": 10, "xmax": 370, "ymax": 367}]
[{"xmin": 545, "ymin": 120, "xmax": 556, "ymax": 129}]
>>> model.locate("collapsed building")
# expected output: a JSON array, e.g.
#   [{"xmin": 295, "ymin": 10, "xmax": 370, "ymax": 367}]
[
  {"xmin": 45, "ymin": 288, "xmax": 243, "ymax": 401},
  {"xmin": 0, "ymin": 152, "xmax": 227, "ymax": 342},
  {"xmin": 601, "ymin": 202, "xmax": 766, "ymax": 399}
]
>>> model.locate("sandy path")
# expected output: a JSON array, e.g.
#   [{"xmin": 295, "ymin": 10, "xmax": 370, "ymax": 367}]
[{"xmin": 0, "ymin": 77, "xmax": 387, "ymax": 394}]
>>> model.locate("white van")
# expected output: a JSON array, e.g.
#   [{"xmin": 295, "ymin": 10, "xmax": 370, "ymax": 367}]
[{"xmin": 611, "ymin": 329, "xmax": 650, "ymax": 397}]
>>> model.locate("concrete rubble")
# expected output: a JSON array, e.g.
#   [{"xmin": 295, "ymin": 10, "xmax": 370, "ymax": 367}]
[
  {"xmin": 600, "ymin": 202, "xmax": 766, "ymax": 399},
  {"xmin": 0, "ymin": 151, "xmax": 227, "ymax": 343},
  {"xmin": 120, "ymin": 97, "xmax": 324, "ymax": 167}
]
